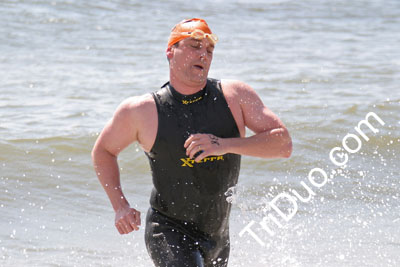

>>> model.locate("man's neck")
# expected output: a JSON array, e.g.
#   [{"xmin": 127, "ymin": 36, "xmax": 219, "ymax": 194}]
[{"xmin": 169, "ymin": 76, "xmax": 207, "ymax": 95}]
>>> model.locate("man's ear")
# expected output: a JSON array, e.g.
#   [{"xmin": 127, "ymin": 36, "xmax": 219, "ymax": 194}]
[{"xmin": 166, "ymin": 46, "xmax": 174, "ymax": 60}]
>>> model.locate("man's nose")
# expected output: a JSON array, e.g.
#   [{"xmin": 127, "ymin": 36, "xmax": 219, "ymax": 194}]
[{"xmin": 199, "ymin": 48, "xmax": 208, "ymax": 60}]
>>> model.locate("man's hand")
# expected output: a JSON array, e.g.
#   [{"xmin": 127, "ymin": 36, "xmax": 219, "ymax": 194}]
[
  {"xmin": 184, "ymin": 133, "xmax": 228, "ymax": 162},
  {"xmin": 115, "ymin": 206, "xmax": 141, "ymax": 235}
]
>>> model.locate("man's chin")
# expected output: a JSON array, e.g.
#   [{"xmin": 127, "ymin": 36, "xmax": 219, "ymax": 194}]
[
  {"xmin": 191, "ymin": 71, "xmax": 209, "ymax": 82},
  {"xmin": 189, "ymin": 76, "xmax": 208, "ymax": 85}
]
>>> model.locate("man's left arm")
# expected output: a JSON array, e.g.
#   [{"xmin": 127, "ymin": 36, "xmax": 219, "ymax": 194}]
[{"xmin": 184, "ymin": 81, "xmax": 292, "ymax": 161}]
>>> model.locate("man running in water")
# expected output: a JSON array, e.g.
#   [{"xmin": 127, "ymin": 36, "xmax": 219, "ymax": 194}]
[{"xmin": 92, "ymin": 18, "xmax": 292, "ymax": 267}]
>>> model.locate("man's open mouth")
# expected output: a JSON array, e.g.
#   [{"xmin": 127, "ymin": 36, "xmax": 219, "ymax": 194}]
[{"xmin": 194, "ymin": 64, "xmax": 204, "ymax": 70}]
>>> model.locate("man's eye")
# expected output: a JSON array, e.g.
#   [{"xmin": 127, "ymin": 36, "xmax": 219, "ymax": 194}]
[{"xmin": 191, "ymin": 44, "xmax": 200, "ymax": 49}]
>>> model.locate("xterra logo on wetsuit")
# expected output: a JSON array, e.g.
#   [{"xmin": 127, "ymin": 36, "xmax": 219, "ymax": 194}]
[
  {"xmin": 180, "ymin": 155, "xmax": 224, "ymax": 167},
  {"xmin": 182, "ymin": 96, "xmax": 203, "ymax": 105}
]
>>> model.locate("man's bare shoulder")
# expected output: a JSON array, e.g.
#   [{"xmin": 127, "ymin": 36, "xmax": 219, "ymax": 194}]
[
  {"xmin": 221, "ymin": 79, "xmax": 258, "ymax": 101},
  {"xmin": 111, "ymin": 93, "xmax": 156, "ymax": 127},
  {"xmin": 114, "ymin": 93, "xmax": 156, "ymax": 122},
  {"xmin": 112, "ymin": 93, "xmax": 157, "ymax": 151},
  {"xmin": 221, "ymin": 78, "xmax": 254, "ymax": 92},
  {"xmin": 119, "ymin": 93, "xmax": 155, "ymax": 112}
]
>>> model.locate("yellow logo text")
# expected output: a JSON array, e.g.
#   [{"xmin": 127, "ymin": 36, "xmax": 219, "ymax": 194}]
[
  {"xmin": 182, "ymin": 96, "xmax": 203, "ymax": 105},
  {"xmin": 180, "ymin": 155, "xmax": 224, "ymax": 167}
]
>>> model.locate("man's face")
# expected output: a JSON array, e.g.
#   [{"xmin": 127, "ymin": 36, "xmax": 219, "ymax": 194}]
[{"xmin": 168, "ymin": 37, "xmax": 215, "ymax": 86}]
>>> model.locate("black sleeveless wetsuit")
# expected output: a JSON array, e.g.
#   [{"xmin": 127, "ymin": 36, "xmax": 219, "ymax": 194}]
[{"xmin": 144, "ymin": 78, "xmax": 241, "ymax": 267}]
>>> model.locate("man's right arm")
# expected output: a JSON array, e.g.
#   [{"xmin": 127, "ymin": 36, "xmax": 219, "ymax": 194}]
[{"xmin": 91, "ymin": 97, "xmax": 141, "ymax": 235}]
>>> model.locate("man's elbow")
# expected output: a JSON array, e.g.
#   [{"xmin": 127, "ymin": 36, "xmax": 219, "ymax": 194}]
[
  {"xmin": 282, "ymin": 140, "xmax": 292, "ymax": 158},
  {"xmin": 91, "ymin": 142, "xmax": 118, "ymax": 162},
  {"xmin": 280, "ymin": 129, "xmax": 292, "ymax": 158},
  {"xmin": 91, "ymin": 142, "xmax": 108, "ymax": 163},
  {"xmin": 91, "ymin": 145, "xmax": 100, "ymax": 163}
]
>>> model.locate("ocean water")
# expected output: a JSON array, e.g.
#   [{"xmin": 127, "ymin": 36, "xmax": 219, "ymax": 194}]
[{"xmin": 1, "ymin": 0, "xmax": 399, "ymax": 266}]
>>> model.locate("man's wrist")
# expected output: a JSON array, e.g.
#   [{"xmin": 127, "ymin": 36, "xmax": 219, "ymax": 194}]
[
  {"xmin": 221, "ymin": 137, "xmax": 234, "ymax": 155},
  {"xmin": 112, "ymin": 197, "xmax": 130, "ymax": 212}
]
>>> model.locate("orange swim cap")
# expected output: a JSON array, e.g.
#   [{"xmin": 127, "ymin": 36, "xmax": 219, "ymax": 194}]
[{"xmin": 167, "ymin": 18, "xmax": 213, "ymax": 48}]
